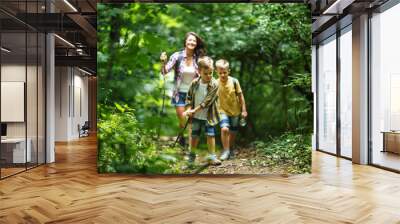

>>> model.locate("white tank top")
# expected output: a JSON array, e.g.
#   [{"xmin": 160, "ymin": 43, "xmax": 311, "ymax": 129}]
[{"xmin": 178, "ymin": 63, "xmax": 196, "ymax": 93}]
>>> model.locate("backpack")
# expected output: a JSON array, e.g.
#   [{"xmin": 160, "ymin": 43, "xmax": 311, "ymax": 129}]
[{"xmin": 232, "ymin": 77, "xmax": 240, "ymax": 96}]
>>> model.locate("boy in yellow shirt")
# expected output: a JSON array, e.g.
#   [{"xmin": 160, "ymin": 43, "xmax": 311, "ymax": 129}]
[{"xmin": 215, "ymin": 59, "xmax": 248, "ymax": 160}]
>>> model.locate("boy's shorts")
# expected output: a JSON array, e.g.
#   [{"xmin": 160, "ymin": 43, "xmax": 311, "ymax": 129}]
[
  {"xmin": 171, "ymin": 92, "xmax": 187, "ymax": 107},
  {"xmin": 219, "ymin": 113, "xmax": 240, "ymax": 133},
  {"xmin": 191, "ymin": 118, "xmax": 216, "ymax": 137}
]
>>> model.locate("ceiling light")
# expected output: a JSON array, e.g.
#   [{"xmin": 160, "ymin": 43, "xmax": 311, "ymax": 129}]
[
  {"xmin": 78, "ymin": 67, "xmax": 92, "ymax": 76},
  {"xmin": 63, "ymin": 0, "xmax": 78, "ymax": 12},
  {"xmin": 322, "ymin": 0, "xmax": 354, "ymax": 15},
  {"xmin": 76, "ymin": 48, "xmax": 86, "ymax": 55},
  {"xmin": 54, "ymin": 34, "xmax": 75, "ymax": 48},
  {"xmin": 1, "ymin": 47, "xmax": 11, "ymax": 53}
]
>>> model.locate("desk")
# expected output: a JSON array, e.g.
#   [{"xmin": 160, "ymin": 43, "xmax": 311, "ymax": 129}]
[
  {"xmin": 1, "ymin": 138, "xmax": 31, "ymax": 163},
  {"xmin": 382, "ymin": 131, "xmax": 400, "ymax": 154}
]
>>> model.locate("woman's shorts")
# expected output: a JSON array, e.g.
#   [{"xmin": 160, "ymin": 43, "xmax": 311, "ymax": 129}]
[{"xmin": 171, "ymin": 92, "xmax": 187, "ymax": 107}]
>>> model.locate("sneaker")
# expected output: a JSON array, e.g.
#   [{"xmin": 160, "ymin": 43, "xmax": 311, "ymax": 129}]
[
  {"xmin": 220, "ymin": 150, "xmax": 230, "ymax": 161},
  {"xmin": 208, "ymin": 154, "xmax": 221, "ymax": 166}
]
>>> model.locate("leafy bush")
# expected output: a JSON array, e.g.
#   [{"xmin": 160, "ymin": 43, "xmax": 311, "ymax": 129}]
[
  {"xmin": 253, "ymin": 133, "xmax": 311, "ymax": 174},
  {"xmin": 98, "ymin": 103, "xmax": 183, "ymax": 174}
]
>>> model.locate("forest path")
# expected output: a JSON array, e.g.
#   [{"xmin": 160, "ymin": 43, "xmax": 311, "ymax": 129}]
[
  {"xmin": 159, "ymin": 136, "xmax": 289, "ymax": 175},
  {"xmin": 199, "ymin": 146, "xmax": 288, "ymax": 175}
]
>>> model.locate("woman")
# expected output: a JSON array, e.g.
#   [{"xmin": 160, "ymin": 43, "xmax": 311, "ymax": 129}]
[{"xmin": 160, "ymin": 32, "xmax": 206, "ymax": 146}]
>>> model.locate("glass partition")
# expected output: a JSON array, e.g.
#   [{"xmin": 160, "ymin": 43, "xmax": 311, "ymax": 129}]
[
  {"xmin": 0, "ymin": 1, "xmax": 46, "ymax": 179},
  {"xmin": 1, "ymin": 30, "xmax": 28, "ymax": 177},
  {"xmin": 317, "ymin": 34, "xmax": 337, "ymax": 154},
  {"xmin": 339, "ymin": 26, "xmax": 352, "ymax": 158},
  {"xmin": 371, "ymin": 4, "xmax": 400, "ymax": 171}
]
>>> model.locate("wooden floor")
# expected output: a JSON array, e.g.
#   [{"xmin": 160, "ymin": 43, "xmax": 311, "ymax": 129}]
[
  {"xmin": 1, "ymin": 167, "xmax": 26, "ymax": 178},
  {"xmin": 1, "ymin": 136, "xmax": 400, "ymax": 223},
  {"xmin": 372, "ymin": 150, "xmax": 400, "ymax": 171}
]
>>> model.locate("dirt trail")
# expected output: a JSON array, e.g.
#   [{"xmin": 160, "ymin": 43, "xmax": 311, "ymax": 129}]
[
  {"xmin": 199, "ymin": 147, "xmax": 288, "ymax": 175},
  {"xmin": 159, "ymin": 136, "xmax": 289, "ymax": 175}
]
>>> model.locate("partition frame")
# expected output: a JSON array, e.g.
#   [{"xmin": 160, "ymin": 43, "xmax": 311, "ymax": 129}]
[
  {"xmin": 315, "ymin": 21, "xmax": 353, "ymax": 161},
  {"xmin": 0, "ymin": 0, "xmax": 47, "ymax": 180}
]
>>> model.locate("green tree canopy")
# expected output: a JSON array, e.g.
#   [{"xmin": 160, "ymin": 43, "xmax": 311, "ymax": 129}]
[{"xmin": 98, "ymin": 3, "xmax": 312, "ymax": 141}]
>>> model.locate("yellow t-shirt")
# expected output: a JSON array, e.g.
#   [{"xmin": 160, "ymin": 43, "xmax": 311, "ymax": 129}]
[{"xmin": 217, "ymin": 77, "xmax": 242, "ymax": 116}]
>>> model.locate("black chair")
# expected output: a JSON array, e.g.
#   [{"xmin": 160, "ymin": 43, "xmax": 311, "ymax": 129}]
[{"xmin": 79, "ymin": 121, "xmax": 90, "ymax": 138}]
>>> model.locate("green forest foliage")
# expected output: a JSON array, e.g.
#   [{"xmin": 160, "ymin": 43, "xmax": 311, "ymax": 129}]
[
  {"xmin": 98, "ymin": 104, "xmax": 186, "ymax": 174},
  {"xmin": 98, "ymin": 3, "xmax": 312, "ymax": 173},
  {"xmin": 253, "ymin": 133, "xmax": 312, "ymax": 174}
]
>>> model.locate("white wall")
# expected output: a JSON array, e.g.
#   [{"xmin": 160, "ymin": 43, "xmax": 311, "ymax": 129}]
[
  {"xmin": 1, "ymin": 65, "xmax": 26, "ymax": 81},
  {"xmin": 1, "ymin": 65, "xmax": 26, "ymax": 139},
  {"xmin": 55, "ymin": 67, "xmax": 89, "ymax": 141},
  {"xmin": 55, "ymin": 66, "xmax": 69, "ymax": 141},
  {"xmin": 1, "ymin": 65, "xmax": 38, "ymax": 137},
  {"xmin": 1, "ymin": 63, "xmax": 46, "ymax": 164},
  {"xmin": 72, "ymin": 72, "xmax": 89, "ymax": 138}
]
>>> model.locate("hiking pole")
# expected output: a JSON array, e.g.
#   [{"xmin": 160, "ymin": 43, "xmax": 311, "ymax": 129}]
[{"xmin": 172, "ymin": 117, "xmax": 191, "ymax": 148}]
